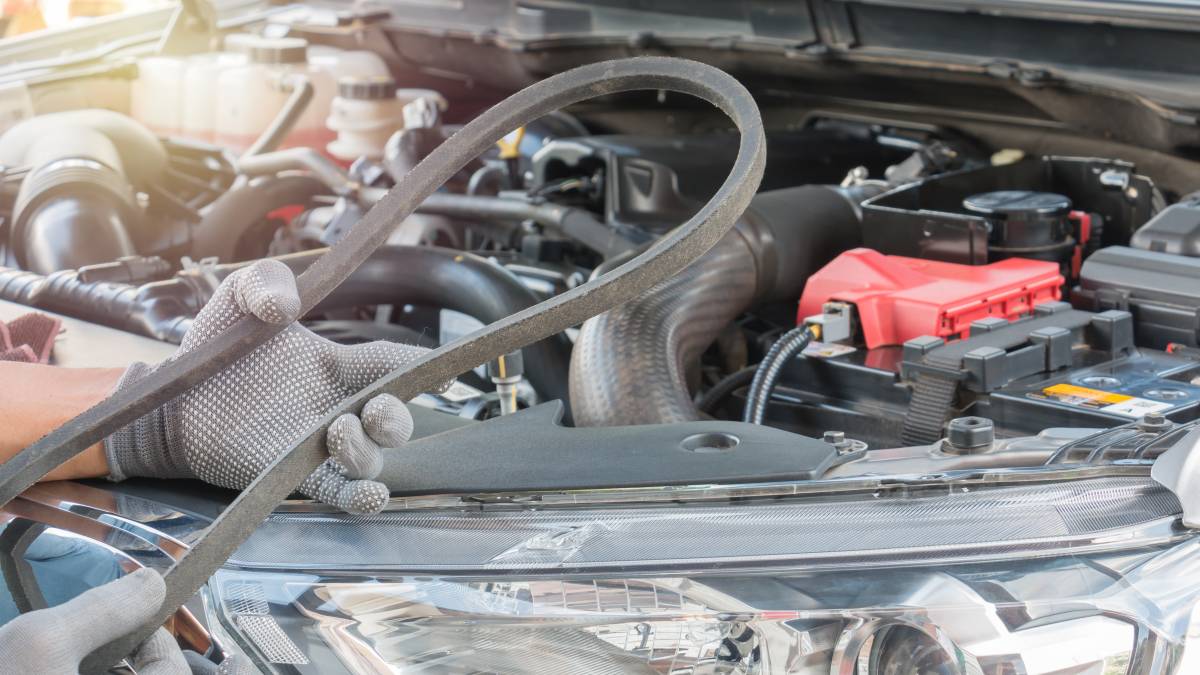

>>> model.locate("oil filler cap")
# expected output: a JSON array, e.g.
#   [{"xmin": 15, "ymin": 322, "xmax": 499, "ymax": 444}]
[
  {"xmin": 963, "ymin": 190, "xmax": 1073, "ymax": 252},
  {"xmin": 963, "ymin": 190, "xmax": 1072, "ymax": 219},
  {"xmin": 338, "ymin": 75, "xmax": 399, "ymax": 101}
]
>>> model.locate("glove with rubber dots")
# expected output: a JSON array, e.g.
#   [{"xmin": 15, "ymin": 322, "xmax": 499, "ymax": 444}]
[
  {"xmin": 0, "ymin": 567, "xmax": 253, "ymax": 674},
  {"xmin": 105, "ymin": 259, "xmax": 433, "ymax": 515}
]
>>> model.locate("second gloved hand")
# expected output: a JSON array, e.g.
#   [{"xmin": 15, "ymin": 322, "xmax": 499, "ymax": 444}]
[
  {"xmin": 0, "ymin": 568, "xmax": 253, "ymax": 674},
  {"xmin": 105, "ymin": 259, "xmax": 434, "ymax": 515}
]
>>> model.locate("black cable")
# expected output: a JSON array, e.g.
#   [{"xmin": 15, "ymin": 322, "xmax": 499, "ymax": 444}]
[
  {"xmin": 742, "ymin": 326, "xmax": 815, "ymax": 425},
  {"xmin": 696, "ymin": 366, "xmax": 757, "ymax": 415},
  {"xmin": 47, "ymin": 56, "xmax": 765, "ymax": 672}
]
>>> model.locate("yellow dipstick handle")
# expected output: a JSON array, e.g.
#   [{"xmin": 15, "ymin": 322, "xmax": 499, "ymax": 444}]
[{"xmin": 496, "ymin": 126, "xmax": 526, "ymax": 160}]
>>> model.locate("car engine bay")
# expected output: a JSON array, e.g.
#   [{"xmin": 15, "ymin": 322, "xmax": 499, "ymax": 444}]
[
  {"xmin": 3, "ymin": 42, "xmax": 1199, "ymax": 480},
  {"xmin": 3, "ymin": 1, "xmax": 1200, "ymax": 672}
]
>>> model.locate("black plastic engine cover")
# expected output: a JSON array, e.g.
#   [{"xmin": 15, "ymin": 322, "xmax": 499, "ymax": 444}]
[{"xmin": 379, "ymin": 402, "xmax": 838, "ymax": 495}]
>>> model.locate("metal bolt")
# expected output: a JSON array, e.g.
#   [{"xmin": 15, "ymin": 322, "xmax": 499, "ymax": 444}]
[
  {"xmin": 1137, "ymin": 412, "xmax": 1173, "ymax": 433},
  {"xmin": 822, "ymin": 430, "xmax": 865, "ymax": 455}
]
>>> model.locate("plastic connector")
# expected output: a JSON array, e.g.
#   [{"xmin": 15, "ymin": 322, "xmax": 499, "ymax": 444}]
[{"xmin": 803, "ymin": 301, "xmax": 854, "ymax": 344}]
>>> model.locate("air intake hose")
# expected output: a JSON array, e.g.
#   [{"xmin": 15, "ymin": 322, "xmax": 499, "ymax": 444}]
[
  {"xmin": 267, "ymin": 246, "xmax": 574, "ymax": 406},
  {"xmin": 569, "ymin": 185, "xmax": 868, "ymax": 426},
  {"xmin": 0, "ymin": 110, "xmax": 166, "ymax": 273}
]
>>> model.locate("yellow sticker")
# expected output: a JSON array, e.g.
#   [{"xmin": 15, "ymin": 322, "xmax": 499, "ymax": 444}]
[
  {"xmin": 1031, "ymin": 383, "xmax": 1175, "ymax": 417},
  {"xmin": 1041, "ymin": 383, "xmax": 1131, "ymax": 406}
]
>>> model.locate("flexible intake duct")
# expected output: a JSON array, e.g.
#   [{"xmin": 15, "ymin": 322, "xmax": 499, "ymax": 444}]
[
  {"xmin": 0, "ymin": 110, "xmax": 166, "ymax": 273},
  {"xmin": 0, "ymin": 266, "xmax": 196, "ymax": 342},
  {"xmin": 569, "ymin": 185, "xmax": 869, "ymax": 426}
]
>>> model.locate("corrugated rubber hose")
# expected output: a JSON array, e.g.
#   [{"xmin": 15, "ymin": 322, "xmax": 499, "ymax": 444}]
[
  {"xmin": 571, "ymin": 231, "xmax": 758, "ymax": 424},
  {"xmin": 0, "ymin": 57, "xmax": 766, "ymax": 671},
  {"xmin": 570, "ymin": 185, "xmax": 866, "ymax": 426}
]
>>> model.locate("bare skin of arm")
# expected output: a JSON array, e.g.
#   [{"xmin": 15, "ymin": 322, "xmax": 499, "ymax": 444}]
[{"xmin": 0, "ymin": 362, "xmax": 121, "ymax": 481}]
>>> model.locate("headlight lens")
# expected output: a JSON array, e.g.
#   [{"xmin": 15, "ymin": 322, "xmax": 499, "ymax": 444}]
[
  {"xmin": 863, "ymin": 625, "xmax": 963, "ymax": 675},
  {"xmin": 207, "ymin": 475, "xmax": 1199, "ymax": 674}
]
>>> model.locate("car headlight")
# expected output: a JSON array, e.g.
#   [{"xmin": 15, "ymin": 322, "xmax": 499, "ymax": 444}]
[{"xmin": 204, "ymin": 474, "xmax": 1199, "ymax": 674}]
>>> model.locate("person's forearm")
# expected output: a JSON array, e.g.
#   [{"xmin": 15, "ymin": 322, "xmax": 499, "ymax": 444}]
[{"xmin": 0, "ymin": 362, "xmax": 122, "ymax": 481}]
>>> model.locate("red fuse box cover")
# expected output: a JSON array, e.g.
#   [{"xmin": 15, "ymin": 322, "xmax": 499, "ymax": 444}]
[{"xmin": 797, "ymin": 248, "xmax": 1063, "ymax": 348}]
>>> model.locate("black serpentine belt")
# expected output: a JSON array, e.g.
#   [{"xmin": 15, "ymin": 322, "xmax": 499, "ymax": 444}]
[
  {"xmin": 900, "ymin": 353, "xmax": 964, "ymax": 446},
  {"xmin": 0, "ymin": 57, "xmax": 765, "ymax": 671}
]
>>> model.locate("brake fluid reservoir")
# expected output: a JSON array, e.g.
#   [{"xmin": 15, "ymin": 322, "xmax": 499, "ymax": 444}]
[
  {"xmin": 131, "ymin": 56, "xmax": 187, "ymax": 136},
  {"xmin": 327, "ymin": 78, "xmax": 446, "ymax": 161},
  {"xmin": 304, "ymin": 47, "xmax": 388, "ymax": 152}
]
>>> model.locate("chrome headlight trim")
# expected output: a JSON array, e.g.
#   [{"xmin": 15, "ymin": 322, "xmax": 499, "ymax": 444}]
[{"xmin": 229, "ymin": 475, "xmax": 1185, "ymax": 573}]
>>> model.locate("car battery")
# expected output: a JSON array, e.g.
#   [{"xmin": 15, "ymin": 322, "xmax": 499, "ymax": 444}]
[
  {"xmin": 738, "ymin": 303, "xmax": 1200, "ymax": 448},
  {"xmin": 797, "ymin": 248, "xmax": 1064, "ymax": 348}
]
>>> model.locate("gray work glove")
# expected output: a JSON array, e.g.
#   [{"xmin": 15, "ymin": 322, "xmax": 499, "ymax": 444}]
[
  {"xmin": 0, "ymin": 568, "xmax": 253, "ymax": 674},
  {"xmin": 105, "ymin": 259, "xmax": 431, "ymax": 515}
]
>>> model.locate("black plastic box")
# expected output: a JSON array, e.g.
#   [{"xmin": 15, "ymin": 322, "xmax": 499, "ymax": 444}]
[
  {"xmin": 1130, "ymin": 197, "xmax": 1200, "ymax": 256},
  {"xmin": 1074, "ymin": 246, "xmax": 1200, "ymax": 349},
  {"xmin": 861, "ymin": 156, "xmax": 1157, "ymax": 265}
]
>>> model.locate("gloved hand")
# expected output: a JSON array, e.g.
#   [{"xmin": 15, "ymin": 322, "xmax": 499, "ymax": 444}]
[
  {"xmin": 105, "ymin": 259, "xmax": 432, "ymax": 515},
  {"xmin": 0, "ymin": 568, "xmax": 253, "ymax": 674}
]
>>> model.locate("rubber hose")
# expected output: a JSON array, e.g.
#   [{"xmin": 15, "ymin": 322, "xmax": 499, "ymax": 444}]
[
  {"xmin": 743, "ymin": 325, "xmax": 814, "ymax": 425},
  {"xmin": 191, "ymin": 174, "xmax": 329, "ymax": 262},
  {"xmin": 0, "ymin": 109, "xmax": 167, "ymax": 186},
  {"xmin": 17, "ymin": 188, "xmax": 138, "ymax": 273},
  {"xmin": 243, "ymin": 155, "xmax": 637, "ymax": 259},
  {"xmin": 237, "ymin": 148, "xmax": 351, "ymax": 196},
  {"xmin": 412, "ymin": 192, "xmax": 635, "ymax": 258},
  {"xmin": 241, "ymin": 74, "xmax": 314, "ymax": 159},
  {"xmin": 264, "ymin": 246, "xmax": 573, "ymax": 406},
  {"xmin": 4, "ymin": 57, "xmax": 763, "ymax": 672},
  {"xmin": 0, "ymin": 110, "xmax": 166, "ymax": 273},
  {"xmin": 696, "ymin": 366, "xmax": 757, "ymax": 415},
  {"xmin": 571, "ymin": 231, "xmax": 758, "ymax": 425},
  {"xmin": 570, "ymin": 185, "xmax": 864, "ymax": 426}
]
